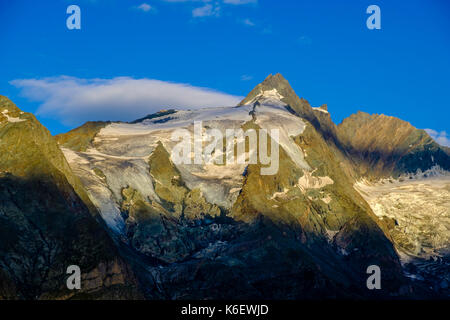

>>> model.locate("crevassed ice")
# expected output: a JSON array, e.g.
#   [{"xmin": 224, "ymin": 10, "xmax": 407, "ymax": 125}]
[
  {"xmin": 62, "ymin": 96, "xmax": 311, "ymax": 232},
  {"xmin": 355, "ymin": 174, "xmax": 450, "ymax": 260}
]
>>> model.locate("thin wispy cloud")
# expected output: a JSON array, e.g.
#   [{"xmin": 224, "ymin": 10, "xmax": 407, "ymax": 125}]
[
  {"xmin": 161, "ymin": 0, "xmax": 255, "ymax": 18},
  {"xmin": 242, "ymin": 18, "xmax": 255, "ymax": 26},
  {"xmin": 192, "ymin": 3, "xmax": 221, "ymax": 18},
  {"xmin": 424, "ymin": 129, "xmax": 450, "ymax": 147},
  {"xmin": 134, "ymin": 3, "xmax": 156, "ymax": 12},
  {"xmin": 240, "ymin": 19, "xmax": 273, "ymax": 34},
  {"xmin": 240, "ymin": 74, "xmax": 253, "ymax": 81},
  {"xmin": 11, "ymin": 76, "xmax": 243, "ymax": 126},
  {"xmin": 223, "ymin": 0, "xmax": 257, "ymax": 4}
]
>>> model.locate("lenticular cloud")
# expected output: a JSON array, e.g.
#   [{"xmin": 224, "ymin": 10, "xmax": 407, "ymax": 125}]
[{"xmin": 11, "ymin": 76, "xmax": 243, "ymax": 126}]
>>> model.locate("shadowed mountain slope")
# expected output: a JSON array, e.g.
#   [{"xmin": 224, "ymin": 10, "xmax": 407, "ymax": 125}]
[{"xmin": 0, "ymin": 95, "xmax": 142, "ymax": 299}]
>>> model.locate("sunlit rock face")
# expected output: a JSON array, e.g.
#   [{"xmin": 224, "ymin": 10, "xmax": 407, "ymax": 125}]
[{"xmin": 337, "ymin": 111, "xmax": 450, "ymax": 180}]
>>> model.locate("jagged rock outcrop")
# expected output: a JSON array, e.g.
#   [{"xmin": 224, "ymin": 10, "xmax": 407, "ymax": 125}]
[
  {"xmin": 242, "ymin": 74, "xmax": 358, "ymax": 181},
  {"xmin": 239, "ymin": 73, "xmax": 316, "ymax": 124}
]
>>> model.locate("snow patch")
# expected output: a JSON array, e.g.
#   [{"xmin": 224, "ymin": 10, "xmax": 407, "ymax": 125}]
[
  {"xmin": 229, "ymin": 188, "xmax": 241, "ymax": 194},
  {"xmin": 254, "ymin": 105, "xmax": 309, "ymax": 170},
  {"xmin": 321, "ymin": 194, "xmax": 332, "ymax": 204},
  {"xmin": 297, "ymin": 169, "xmax": 334, "ymax": 192},
  {"xmin": 269, "ymin": 188, "xmax": 290, "ymax": 200},
  {"xmin": 1, "ymin": 109, "xmax": 26, "ymax": 123},
  {"xmin": 61, "ymin": 148, "xmax": 126, "ymax": 234},
  {"xmin": 325, "ymin": 229, "xmax": 338, "ymax": 242},
  {"xmin": 312, "ymin": 107, "xmax": 329, "ymax": 114},
  {"xmin": 245, "ymin": 88, "xmax": 285, "ymax": 106}
]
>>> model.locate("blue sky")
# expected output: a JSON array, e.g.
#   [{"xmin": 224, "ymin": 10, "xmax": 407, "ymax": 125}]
[{"xmin": 0, "ymin": 0, "xmax": 449, "ymax": 146}]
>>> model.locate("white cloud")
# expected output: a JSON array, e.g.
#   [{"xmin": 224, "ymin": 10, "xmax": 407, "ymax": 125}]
[
  {"xmin": 11, "ymin": 76, "xmax": 243, "ymax": 126},
  {"xmin": 162, "ymin": 0, "xmax": 255, "ymax": 18},
  {"xmin": 135, "ymin": 3, "xmax": 155, "ymax": 12},
  {"xmin": 242, "ymin": 18, "xmax": 255, "ymax": 26},
  {"xmin": 424, "ymin": 129, "xmax": 450, "ymax": 147},
  {"xmin": 223, "ymin": 0, "xmax": 257, "ymax": 4},
  {"xmin": 192, "ymin": 3, "xmax": 221, "ymax": 17},
  {"xmin": 240, "ymin": 74, "xmax": 253, "ymax": 81}
]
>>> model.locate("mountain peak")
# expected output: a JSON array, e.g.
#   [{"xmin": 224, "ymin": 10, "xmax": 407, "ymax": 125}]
[
  {"xmin": 239, "ymin": 73, "xmax": 292, "ymax": 106},
  {"xmin": 239, "ymin": 73, "xmax": 317, "ymax": 124},
  {"xmin": 261, "ymin": 73, "xmax": 289, "ymax": 86}
]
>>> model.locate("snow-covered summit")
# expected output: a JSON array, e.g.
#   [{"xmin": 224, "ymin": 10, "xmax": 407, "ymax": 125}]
[{"xmin": 244, "ymin": 88, "xmax": 285, "ymax": 107}]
